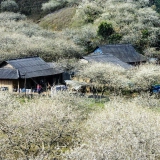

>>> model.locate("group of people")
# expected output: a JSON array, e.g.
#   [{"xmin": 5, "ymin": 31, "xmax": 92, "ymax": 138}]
[
  {"xmin": 36, "ymin": 82, "xmax": 55, "ymax": 94},
  {"xmin": 36, "ymin": 82, "xmax": 67, "ymax": 96}
]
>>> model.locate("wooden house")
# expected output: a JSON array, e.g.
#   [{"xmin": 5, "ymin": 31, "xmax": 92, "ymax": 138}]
[{"xmin": 0, "ymin": 57, "xmax": 64, "ymax": 92}]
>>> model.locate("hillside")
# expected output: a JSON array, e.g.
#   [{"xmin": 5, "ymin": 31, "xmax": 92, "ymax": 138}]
[
  {"xmin": 39, "ymin": 0, "xmax": 160, "ymax": 57},
  {"xmin": 0, "ymin": 0, "xmax": 159, "ymax": 62},
  {"xmin": 1, "ymin": 1, "xmax": 160, "ymax": 159}
]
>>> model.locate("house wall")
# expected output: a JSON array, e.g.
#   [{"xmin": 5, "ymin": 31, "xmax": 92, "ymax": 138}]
[
  {"xmin": 1, "ymin": 63, "xmax": 14, "ymax": 69},
  {"xmin": 0, "ymin": 74, "xmax": 64, "ymax": 93},
  {"xmin": 0, "ymin": 80, "xmax": 13, "ymax": 92}
]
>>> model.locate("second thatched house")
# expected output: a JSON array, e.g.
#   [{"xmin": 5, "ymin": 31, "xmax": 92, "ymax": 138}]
[{"xmin": 82, "ymin": 44, "xmax": 146, "ymax": 68}]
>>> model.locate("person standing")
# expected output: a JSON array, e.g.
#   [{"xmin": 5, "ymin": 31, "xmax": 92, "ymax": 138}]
[{"xmin": 37, "ymin": 84, "xmax": 42, "ymax": 94}]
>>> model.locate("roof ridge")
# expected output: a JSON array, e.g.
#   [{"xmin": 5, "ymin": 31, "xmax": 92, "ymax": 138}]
[
  {"xmin": 0, "ymin": 68, "xmax": 17, "ymax": 70},
  {"xmin": 85, "ymin": 53, "xmax": 117, "ymax": 57},
  {"xmin": 6, "ymin": 55, "xmax": 39, "ymax": 61},
  {"xmin": 99, "ymin": 44, "xmax": 132, "ymax": 47}
]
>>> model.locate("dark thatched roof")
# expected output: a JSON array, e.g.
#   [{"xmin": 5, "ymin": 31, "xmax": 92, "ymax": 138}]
[
  {"xmin": 91, "ymin": 44, "xmax": 146, "ymax": 63},
  {"xmin": 0, "ymin": 57, "xmax": 63, "ymax": 79},
  {"xmin": 0, "ymin": 68, "xmax": 19, "ymax": 79},
  {"xmin": 83, "ymin": 54, "xmax": 131, "ymax": 69},
  {"xmin": 47, "ymin": 62, "xmax": 64, "ymax": 75}
]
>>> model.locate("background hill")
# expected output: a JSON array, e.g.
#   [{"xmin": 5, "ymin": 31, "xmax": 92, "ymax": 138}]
[{"xmin": 0, "ymin": 0, "xmax": 159, "ymax": 62}]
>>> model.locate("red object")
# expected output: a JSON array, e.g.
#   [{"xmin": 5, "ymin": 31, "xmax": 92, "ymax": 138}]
[{"xmin": 37, "ymin": 84, "xmax": 42, "ymax": 93}]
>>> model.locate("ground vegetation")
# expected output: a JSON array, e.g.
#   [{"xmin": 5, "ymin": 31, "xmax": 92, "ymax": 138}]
[{"xmin": 0, "ymin": 91, "xmax": 160, "ymax": 159}]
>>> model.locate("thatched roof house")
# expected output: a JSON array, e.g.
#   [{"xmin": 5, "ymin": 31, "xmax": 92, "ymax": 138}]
[
  {"xmin": 91, "ymin": 44, "xmax": 146, "ymax": 65},
  {"xmin": 0, "ymin": 57, "xmax": 63, "ymax": 92},
  {"xmin": 83, "ymin": 53, "xmax": 131, "ymax": 69},
  {"xmin": 82, "ymin": 44, "xmax": 146, "ymax": 69}
]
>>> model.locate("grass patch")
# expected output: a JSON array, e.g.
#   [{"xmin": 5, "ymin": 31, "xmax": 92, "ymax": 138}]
[
  {"xmin": 39, "ymin": 7, "xmax": 76, "ymax": 31},
  {"xmin": 150, "ymin": 106, "xmax": 160, "ymax": 113},
  {"xmin": 87, "ymin": 95, "xmax": 110, "ymax": 109}
]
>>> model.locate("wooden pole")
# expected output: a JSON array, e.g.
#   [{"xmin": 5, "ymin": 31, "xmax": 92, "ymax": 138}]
[
  {"xmin": 25, "ymin": 75, "xmax": 26, "ymax": 96},
  {"xmin": 23, "ymin": 73, "xmax": 26, "ymax": 96},
  {"xmin": 18, "ymin": 79, "xmax": 20, "ymax": 93}
]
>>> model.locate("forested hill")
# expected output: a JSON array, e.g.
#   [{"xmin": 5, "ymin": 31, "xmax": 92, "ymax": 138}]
[
  {"xmin": 0, "ymin": 0, "xmax": 47, "ymax": 18},
  {"xmin": 0, "ymin": 0, "xmax": 160, "ymax": 62},
  {"xmin": 0, "ymin": 0, "xmax": 159, "ymax": 16}
]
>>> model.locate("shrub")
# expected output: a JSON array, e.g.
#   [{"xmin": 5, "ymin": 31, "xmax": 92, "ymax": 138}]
[
  {"xmin": 0, "ymin": 12, "xmax": 26, "ymax": 21},
  {"xmin": 77, "ymin": 62, "xmax": 128, "ymax": 94},
  {"xmin": 72, "ymin": 1, "xmax": 103, "ymax": 26},
  {"xmin": 77, "ymin": 62, "xmax": 160, "ymax": 93},
  {"xmin": 108, "ymin": 33, "xmax": 122, "ymax": 43},
  {"xmin": 42, "ymin": 0, "xmax": 68, "ymax": 13},
  {"xmin": 65, "ymin": 25, "xmax": 99, "ymax": 53},
  {"xmin": 97, "ymin": 22, "xmax": 114, "ymax": 40},
  {"xmin": 67, "ymin": 0, "xmax": 81, "ymax": 6},
  {"xmin": 154, "ymin": 0, "xmax": 160, "ymax": 12},
  {"xmin": 141, "ymin": 29, "xmax": 150, "ymax": 39},
  {"xmin": 42, "ymin": 0, "xmax": 81, "ymax": 13},
  {"xmin": 82, "ymin": 3, "xmax": 102, "ymax": 23},
  {"xmin": 1, "ymin": 0, "xmax": 19, "ymax": 12},
  {"xmin": 128, "ymin": 64, "xmax": 160, "ymax": 91}
]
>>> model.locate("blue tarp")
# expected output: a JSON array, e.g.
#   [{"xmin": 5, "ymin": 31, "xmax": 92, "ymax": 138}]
[{"xmin": 151, "ymin": 84, "xmax": 160, "ymax": 93}]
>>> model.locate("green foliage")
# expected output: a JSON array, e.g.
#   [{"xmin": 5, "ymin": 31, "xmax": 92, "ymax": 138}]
[
  {"xmin": 141, "ymin": 29, "xmax": 150, "ymax": 39},
  {"xmin": 1, "ymin": 0, "xmax": 19, "ymax": 12},
  {"xmin": 15, "ymin": 0, "xmax": 46, "ymax": 18},
  {"xmin": 135, "ymin": 29, "xmax": 150, "ymax": 52},
  {"xmin": 102, "ymin": 3, "xmax": 160, "ymax": 53},
  {"xmin": 108, "ymin": 33, "xmax": 122, "ymax": 44},
  {"xmin": 97, "ymin": 22, "xmax": 115, "ymax": 40},
  {"xmin": 154, "ymin": 0, "xmax": 160, "ymax": 12}
]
